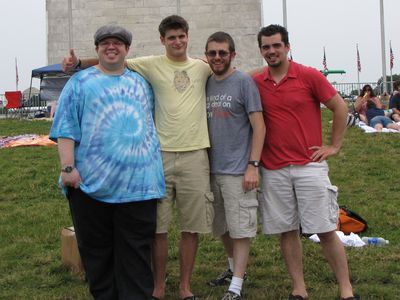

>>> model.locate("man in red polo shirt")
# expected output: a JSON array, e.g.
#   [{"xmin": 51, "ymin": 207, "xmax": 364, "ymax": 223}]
[{"xmin": 253, "ymin": 24, "xmax": 359, "ymax": 300}]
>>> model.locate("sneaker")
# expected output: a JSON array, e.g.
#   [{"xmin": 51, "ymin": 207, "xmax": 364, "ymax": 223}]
[
  {"xmin": 221, "ymin": 290, "xmax": 241, "ymax": 300},
  {"xmin": 208, "ymin": 269, "xmax": 247, "ymax": 287},
  {"xmin": 208, "ymin": 268, "xmax": 233, "ymax": 286}
]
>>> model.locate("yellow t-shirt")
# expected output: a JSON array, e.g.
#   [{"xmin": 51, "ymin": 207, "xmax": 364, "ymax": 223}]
[{"xmin": 127, "ymin": 55, "xmax": 211, "ymax": 151}]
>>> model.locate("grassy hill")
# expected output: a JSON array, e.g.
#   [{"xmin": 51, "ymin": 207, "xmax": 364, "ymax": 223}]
[{"xmin": 0, "ymin": 111, "xmax": 399, "ymax": 299}]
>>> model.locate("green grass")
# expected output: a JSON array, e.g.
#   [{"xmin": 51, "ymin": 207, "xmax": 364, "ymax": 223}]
[{"xmin": 0, "ymin": 112, "xmax": 399, "ymax": 299}]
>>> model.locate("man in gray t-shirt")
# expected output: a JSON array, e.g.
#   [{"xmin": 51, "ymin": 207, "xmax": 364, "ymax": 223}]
[{"xmin": 205, "ymin": 32, "xmax": 265, "ymax": 300}]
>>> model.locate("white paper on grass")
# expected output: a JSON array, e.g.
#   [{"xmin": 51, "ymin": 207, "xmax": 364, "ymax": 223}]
[{"xmin": 309, "ymin": 231, "xmax": 366, "ymax": 247}]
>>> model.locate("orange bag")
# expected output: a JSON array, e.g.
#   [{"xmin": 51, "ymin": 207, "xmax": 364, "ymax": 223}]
[{"xmin": 337, "ymin": 206, "xmax": 368, "ymax": 234}]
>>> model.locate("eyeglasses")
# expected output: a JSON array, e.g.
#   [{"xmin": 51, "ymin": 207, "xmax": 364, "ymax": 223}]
[{"xmin": 205, "ymin": 50, "xmax": 230, "ymax": 58}]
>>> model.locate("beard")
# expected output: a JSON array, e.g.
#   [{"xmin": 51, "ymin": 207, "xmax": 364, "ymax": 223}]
[
  {"xmin": 212, "ymin": 60, "xmax": 232, "ymax": 76},
  {"xmin": 266, "ymin": 58, "xmax": 282, "ymax": 68}
]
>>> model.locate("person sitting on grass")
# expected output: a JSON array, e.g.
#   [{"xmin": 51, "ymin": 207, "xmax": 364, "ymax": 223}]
[
  {"xmin": 389, "ymin": 81, "xmax": 400, "ymax": 122},
  {"xmin": 355, "ymin": 84, "xmax": 383, "ymax": 123},
  {"xmin": 366, "ymin": 100, "xmax": 400, "ymax": 132}
]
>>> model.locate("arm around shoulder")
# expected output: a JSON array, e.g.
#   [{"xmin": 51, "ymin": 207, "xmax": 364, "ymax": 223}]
[
  {"xmin": 79, "ymin": 58, "xmax": 99, "ymax": 69},
  {"xmin": 247, "ymin": 66, "xmax": 266, "ymax": 77},
  {"xmin": 62, "ymin": 48, "xmax": 99, "ymax": 72}
]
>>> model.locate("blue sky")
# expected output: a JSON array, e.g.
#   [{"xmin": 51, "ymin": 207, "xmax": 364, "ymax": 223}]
[{"xmin": 0, "ymin": 0, "xmax": 46, "ymax": 94}]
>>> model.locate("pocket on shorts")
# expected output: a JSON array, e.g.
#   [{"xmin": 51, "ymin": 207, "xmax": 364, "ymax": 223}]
[
  {"xmin": 239, "ymin": 197, "xmax": 259, "ymax": 229},
  {"xmin": 205, "ymin": 192, "xmax": 215, "ymax": 229},
  {"xmin": 327, "ymin": 185, "xmax": 339, "ymax": 223}
]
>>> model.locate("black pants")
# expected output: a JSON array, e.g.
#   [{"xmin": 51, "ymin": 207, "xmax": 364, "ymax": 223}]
[{"xmin": 67, "ymin": 188, "xmax": 157, "ymax": 300}]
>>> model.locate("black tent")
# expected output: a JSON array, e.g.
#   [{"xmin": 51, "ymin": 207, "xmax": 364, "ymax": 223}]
[{"xmin": 29, "ymin": 63, "xmax": 71, "ymax": 103}]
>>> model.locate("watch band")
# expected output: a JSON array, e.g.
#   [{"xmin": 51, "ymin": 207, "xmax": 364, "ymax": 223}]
[
  {"xmin": 74, "ymin": 59, "xmax": 82, "ymax": 69},
  {"xmin": 248, "ymin": 160, "xmax": 260, "ymax": 167},
  {"xmin": 61, "ymin": 165, "xmax": 75, "ymax": 173}
]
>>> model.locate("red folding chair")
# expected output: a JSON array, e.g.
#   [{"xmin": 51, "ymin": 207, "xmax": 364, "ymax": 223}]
[
  {"xmin": 5, "ymin": 91, "xmax": 22, "ymax": 117},
  {"xmin": 5, "ymin": 91, "xmax": 22, "ymax": 108}
]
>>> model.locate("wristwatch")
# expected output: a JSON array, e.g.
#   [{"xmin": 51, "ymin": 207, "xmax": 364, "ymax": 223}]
[
  {"xmin": 61, "ymin": 165, "xmax": 75, "ymax": 173},
  {"xmin": 74, "ymin": 59, "xmax": 82, "ymax": 69},
  {"xmin": 248, "ymin": 160, "xmax": 260, "ymax": 167}
]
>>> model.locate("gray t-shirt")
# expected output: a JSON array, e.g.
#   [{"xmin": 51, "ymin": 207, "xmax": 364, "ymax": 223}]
[{"xmin": 206, "ymin": 70, "xmax": 262, "ymax": 175}]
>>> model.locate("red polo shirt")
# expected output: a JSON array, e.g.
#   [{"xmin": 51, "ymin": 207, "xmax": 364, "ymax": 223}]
[{"xmin": 253, "ymin": 61, "xmax": 337, "ymax": 170}]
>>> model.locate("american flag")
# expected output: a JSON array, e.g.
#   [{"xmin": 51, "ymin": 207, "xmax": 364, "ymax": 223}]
[
  {"xmin": 390, "ymin": 42, "xmax": 394, "ymax": 70},
  {"xmin": 356, "ymin": 44, "xmax": 361, "ymax": 72},
  {"xmin": 323, "ymin": 47, "xmax": 328, "ymax": 71}
]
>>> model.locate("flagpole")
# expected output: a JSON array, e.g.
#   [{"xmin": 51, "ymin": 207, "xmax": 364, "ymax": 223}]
[
  {"xmin": 356, "ymin": 44, "xmax": 360, "ymax": 95},
  {"xmin": 390, "ymin": 40, "xmax": 393, "ymax": 93},
  {"xmin": 282, "ymin": 0, "xmax": 291, "ymax": 59},
  {"xmin": 282, "ymin": 0, "xmax": 287, "ymax": 29},
  {"xmin": 15, "ymin": 57, "xmax": 19, "ymax": 91},
  {"xmin": 379, "ymin": 0, "xmax": 387, "ymax": 94},
  {"xmin": 68, "ymin": 0, "xmax": 73, "ymax": 49}
]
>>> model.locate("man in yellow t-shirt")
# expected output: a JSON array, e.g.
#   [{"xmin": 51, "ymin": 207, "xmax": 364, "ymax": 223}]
[{"xmin": 63, "ymin": 15, "xmax": 213, "ymax": 300}]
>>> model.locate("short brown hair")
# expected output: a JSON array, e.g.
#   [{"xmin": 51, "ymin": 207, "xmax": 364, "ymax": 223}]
[
  {"xmin": 257, "ymin": 24, "xmax": 289, "ymax": 48},
  {"xmin": 158, "ymin": 15, "xmax": 189, "ymax": 37},
  {"xmin": 205, "ymin": 31, "xmax": 235, "ymax": 52}
]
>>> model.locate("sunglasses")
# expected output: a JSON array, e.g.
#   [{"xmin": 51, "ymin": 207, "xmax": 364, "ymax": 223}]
[{"xmin": 205, "ymin": 50, "xmax": 230, "ymax": 58}]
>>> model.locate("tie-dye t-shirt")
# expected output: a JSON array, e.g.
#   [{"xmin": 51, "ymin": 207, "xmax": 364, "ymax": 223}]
[{"xmin": 50, "ymin": 67, "xmax": 165, "ymax": 203}]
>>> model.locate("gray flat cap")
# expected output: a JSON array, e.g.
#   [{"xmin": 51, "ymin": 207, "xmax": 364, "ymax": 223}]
[{"xmin": 94, "ymin": 24, "xmax": 132, "ymax": 46}]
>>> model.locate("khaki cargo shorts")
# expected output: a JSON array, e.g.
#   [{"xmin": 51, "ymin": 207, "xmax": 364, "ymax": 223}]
[
  {"xmin": 156, "ymin": 149, "xmax": 214, "ymax": 234},
  {"xmin": 211, "ymin": 174, "xmax": 258, "ymax": 239},
  {"xmin": 259, "ymin": 161, "xmax": 339, "ymax": 235}
]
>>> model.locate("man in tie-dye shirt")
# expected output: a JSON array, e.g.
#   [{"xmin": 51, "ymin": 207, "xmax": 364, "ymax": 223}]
[
  {"xmin": 50, "ymin": 24, "xmax": 165, "ymax": 300},
  {"xmin": 62, "ymin": 16, "xmax": 214, "ymax": 300}
]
